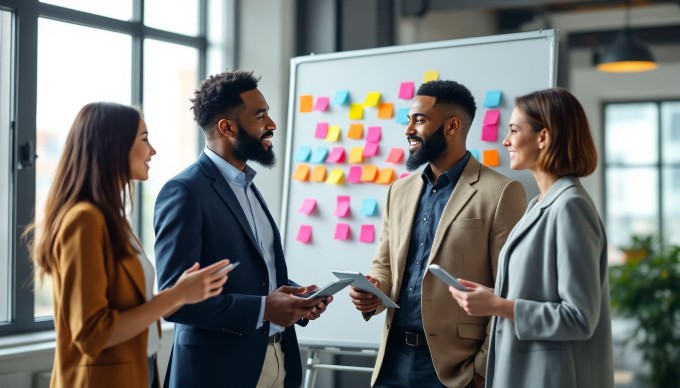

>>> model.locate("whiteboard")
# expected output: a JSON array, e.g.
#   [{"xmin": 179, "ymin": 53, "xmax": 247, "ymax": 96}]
[{"xmin": 281, "ymin": 30, "xmax": 558, "ymax": 349}]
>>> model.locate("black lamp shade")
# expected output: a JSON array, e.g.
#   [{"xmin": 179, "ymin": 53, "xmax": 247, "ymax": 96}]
[{"xmin": 597, "ymin": 28, "xmax": 657, "ymax": 72}]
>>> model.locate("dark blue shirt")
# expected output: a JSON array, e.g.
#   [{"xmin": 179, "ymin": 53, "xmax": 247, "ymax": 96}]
[{"xmin": 393, "ymin": 152, "xmax": 471, "ymax": 332}]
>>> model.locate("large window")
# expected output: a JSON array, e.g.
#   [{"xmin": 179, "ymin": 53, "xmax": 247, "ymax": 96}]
[
  {"xmin": 604, "ymin": 101, "xmax": 680, "ymax": 249},
  {"xmin": 0, "ymin": 9, "xmax": 13, "ymax": 324}
]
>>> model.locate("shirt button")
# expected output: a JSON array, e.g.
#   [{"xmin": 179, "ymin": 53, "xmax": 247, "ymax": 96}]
[
  {"xmin": 420, "ymin": 242, "xmax": 424, "ymax": 246},
  {"xmin": 432, "ymin": 189, "xmax": 437, "ymax": 193},
  {"xmin": 415, "ymin": 261, "xmax": 420, "ymax": 265},
  {"xmin": 423, "ymin": 217, "xmax": 427, "ymax": 222},
  {"xmin": 409, "ymin": 287, "xmax": 413, "ymax": 292},
  {"xmin": 260, "ymin": 281, "xmax": 267, "ymax": 287}
]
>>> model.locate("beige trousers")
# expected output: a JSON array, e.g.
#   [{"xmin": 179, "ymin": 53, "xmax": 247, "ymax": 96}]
[{"xmin": 255, "ymin": 342, "xmax": 286, "ymax": 388}]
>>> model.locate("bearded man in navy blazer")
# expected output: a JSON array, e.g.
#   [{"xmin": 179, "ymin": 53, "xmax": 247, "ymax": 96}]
[{"xmin": 154, "ymin": 70, "xmax": 330, "ymax": 388}]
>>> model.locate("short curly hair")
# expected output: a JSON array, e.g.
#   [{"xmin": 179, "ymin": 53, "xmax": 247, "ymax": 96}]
[
  {"xmin": 417, "ymin": 80, "xmax": 477, "ymax": 132},
  {"xmin": 190, "ymin": 70, "xmax": 261, "ymax": 129}
]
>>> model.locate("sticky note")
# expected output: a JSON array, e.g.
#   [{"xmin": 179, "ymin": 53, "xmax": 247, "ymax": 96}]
[
  {"xmin": 398, "ymin": 82, "xmax": 415, "ymax": 99},
  {"xmin": 483, "ymin": 149, "xmax": 500, "ymax": 167},
  {"xmin": 327, "ymin": 147, "xmax": 346, "ymax": 163},
  {"xmin": 296, "ymin": 225, "xmax": 312, "ymax": 243},
  {"xmin": 326, "ymin": 125, "xmax": 341, "ymax": 142},
  {"xmin": 326, "ymin": 168, "xmax": 345, "ymax": 185},
  {"xmin": 386, "ymin": 148, "xmax": 404, "ymax": 163},
  {"xmin": 314, "ymin": 97, "xmax": 330, "ymax": 111},
  {"xmin": 347, "ymin": 166, "xmax": 362, "ymax": 183},
  {"xmin": 376, "ymin": 168, "xmax": 396, "ymax": 185},
  {"xmin": 470, "ymin": 149, "xmax": 480, "ymax": 160},
  {"xmin": 349, "ymin": 147, "xmax": 364, "ymax": 164},
  {"xmin": 364, "ymin": 92, "xmax": 381, "ymax": 107},
  {"xmin": 299, "ymin": 95, "xmax": 313, "ymax": 113},
  {"xmin": 334, "ymin": 223, "xmax": 351, "ymax": 240},
  {"xmin": 311, "ymin": 147, "xmax": 329, "ymax": 164},
  {"xmin": 292, "ymin": 164, "xmax": 310, "ymax": 181},
  {"xmin": 378, "ymin": 103, "xmax": 394, "ymax": 119},
  {"xmin": 361, "ymin": 198, "xmax": 378, "ymax": 217},
  {"xmin": 315, "ymin": 122, "xmax": 329, "ymax": 139},
  {"xmin": 359, "ymin": 224, "xmax": 375, "ymax": 243},
  {"xmin": 363, "ymin": 142, "xmax": 379, "ymax": 157},
  {"xmin": 332, "ymin": 90, "xmax": 350, "ymax": 106},
  {"xmin": 396, "ymin": 108, "xmax": 409, "ymax": 124},
  {"xmin": 367, "ymin": 126, "xmax": 382, "ymax": 142},
  {"xmin": 347, "ymin": 123, "xmax": 363, "ymax": 139},
  {"xmin": 483, "ymin": 109, "xmax": 500, "ymax": 125},
  {"xmin": 311, "ymin": 166, "xmax": 327, "ymax": 182},
  {"xmin": 481, "ymin": 124, "xmax": 498, "ymax": 142},
  {"xmin": 298, "ymin": 198, "xmax": 317, "ymax": 214},
  {"xmin": 349, "ymin": 103, "xmax": 363, "ymax": 120},
  {"xmin": 334, "ymin": 195, "xmax": 351, "ymax": 217},
  {"xmin": 361, "ymin": 165, "xmax": 378, "ymax": 182},
  {"xmin": 483, "ymin": 90, "xmax": 502, "ymax": 108},
  {"xmin": 423, "ymin": 70, "xmax": 439, "ymax": 83},
  {"xmin": 399, "ymin": 172, "xmax": 410, "ymax": 179},
  {"xmin": 295, "ymin": 146, "xmax": 312, "ymax": 162}
]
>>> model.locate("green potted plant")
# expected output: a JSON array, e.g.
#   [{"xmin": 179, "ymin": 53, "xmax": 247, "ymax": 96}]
[
  {"xmin": 609, "ymin": 235, "xmax": 680, "ymax": 387},
  {"xmin": 619, "ymin": 234, "xmax": 657, "ymax": 263}
]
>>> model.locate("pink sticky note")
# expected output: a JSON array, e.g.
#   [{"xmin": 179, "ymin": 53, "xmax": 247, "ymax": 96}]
[
  {"xmin": 483, "ymin": 109, "xmax": 500, "ymax": 125},
  {"xmin": 386, "ymin": 148, "xmax": 404, "ymax": 163},
  {"xmin": 367, "ymin": 126, "xmax": 382, "ymax": 142},
  {"xmin": 481, "ymin": 124, "xmax": 498, "ymax": 142},
  {"xmin": 298, "ymin": 198, "xmax": 317, "ymax": 215},
  {"xmin": 314, "ymin": 97, "xmax": 330, "ymax": 111},
  {"xmin": 315, "ymin": 123, "xmax": 329, "ymax": 139},
  {"xmin": 327, "ymin": 147, "xmax": 346, "ymax": 163},
  {"xmin": 334, "ymin": 195, "xmax": 351, "ymax": 218},
  {"xmin": 296, "ymin": 225, "xmax": 312, "ymax": 244},
  {"xmin": 334, "ymin": 223, "xmax": 351, "ymax": 240},
  {"xmin": 347, "ymin": 166, "xmax": 362, "ymax": 183},
  {"xmin": 398, "ymin": 82, "xmax": 415, "ymax": 99},
  {"xmin": 359, "ymin": 224, "xmax": 375, "ymax": 243},
  {"xmin": 364, "ymin": 142, "xmax": 379, "ymax": 157}
]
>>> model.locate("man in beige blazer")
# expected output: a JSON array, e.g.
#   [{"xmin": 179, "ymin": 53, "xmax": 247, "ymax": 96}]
[{"xmin": 350, "ymin": 80, "xmax": 526, "ymax": 387}]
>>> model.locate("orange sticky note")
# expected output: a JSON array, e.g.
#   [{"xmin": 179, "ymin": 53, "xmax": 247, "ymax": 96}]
[
  {"xmin": 423, "ymin": 70, "xmax": 439, "ymax": 83},
  {"xmin": 299, "ymin": 95, "xmax": 313, "ymax": 112},
  {"xmin": 361, "ymin": 165, "xmax": 378, "ymax": 182},
  {"xmin": 483, "ymin": 149, "xmax": 500, "ymax": 167},
  {"xmin": 292, "ymin": 164, "xmax": 310, "ymax": 181},
  {"xmin": 347, "ymin": 123, "xmax": 364, "ymax": 139},
  {"xmin": 311, "ymin": 166, "xmax": 327, "ymax": 182},
  {"xmin": 376, "ymin": 168, "xmax": 396, "ymax": 184},
  {"xmin": 326, "ymin": 125, "xmax": 341, "ymax": 142},
  {"xmin": 386, "ymin": 148, "xmax": 404, "ymax": 163},
  {"xmin": 349, "ymin": 147, "xmax": 364, "ymax": 164},
  {"xmin": 326, "ymin": 168, "xmax": 345, "ymax": 185},
  {"xmin": 349, "ymin": 103, "xmax": 363, "ymax": 120},
  {"xmin": 364, "ymin": 92, "xmax": 381, "ymax": 107},
  {"xmin": 378, "ymin": 103, "xmax": 394, "ymax": 119}
]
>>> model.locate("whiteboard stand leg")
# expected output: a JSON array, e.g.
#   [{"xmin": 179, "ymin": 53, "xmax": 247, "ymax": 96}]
[{"xmin": 303, "ymin": 348, "xmax": 321, "ymax": 388}]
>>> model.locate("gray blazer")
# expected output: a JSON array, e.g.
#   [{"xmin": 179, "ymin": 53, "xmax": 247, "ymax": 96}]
[{"xmin": 486, "ymin": 177, "xmax": 614, "ymax": 388}]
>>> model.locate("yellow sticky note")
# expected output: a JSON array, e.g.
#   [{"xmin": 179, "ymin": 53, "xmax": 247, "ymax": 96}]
[
  {"xmin": 364, "ymin": 92, "xmax": 381, "ymax": 107},
  {"xmin": 376, "ymin": 168, "xmax": 396, "ymax": 184},
  {"xmin": 311, "ymin": 166, "xmax": 327, "ymax": 182},
  {"xmin": 349, "ymin": 147, "xmax": 364, "ymax": 164},
  {"xmin": 299, "ymin": 95, "xmax": 313, "ymax": 112},
  {"xmin": 423, "ymin": 70, "xmax": 439, "ymax": 83},
  {"xmin": 292, "ymin": 164, "xmax": 310, "ymax": 181},
  {"xmin": 325, "ymin": 125, "xmax": 341, "ymax": 142},
  {"xmin": 361, "ymin": 165, "xmax": 378, "ymax": 182},
  {"xmin": 347, "ymin": 123, "xmax": 363, "ymax": 139},
  {"xmin": 326, "ymin": 169, "xmax": 345, "ymax": 185},
  {"xmin": 378, "ymin": 103, "xmax": 394, "ymax": 119},
  {"xmin": 483, "ymin": 149, "xmax": 500, "ymax": 167},
  {"xmin": 349, "ymin": 103, "xmax": 364, "ymax": 120}
]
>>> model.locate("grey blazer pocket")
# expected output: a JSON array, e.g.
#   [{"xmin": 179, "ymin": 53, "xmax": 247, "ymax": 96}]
[
  {"xmin": 452, "ymin": 218, "xmax": 484, "ymax": 229},
  {"xmin": 457, "ymin": 323, "xmax": 486, "ymax": 340},
  {"xmin": 518, "ymin": 340, "xmax": 565, "ymax": 353}
]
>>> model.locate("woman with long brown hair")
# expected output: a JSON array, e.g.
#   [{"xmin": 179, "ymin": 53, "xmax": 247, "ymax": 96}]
[{"xmin": 26, "ymin": 102, "xmax": 231, "ymax": 388}]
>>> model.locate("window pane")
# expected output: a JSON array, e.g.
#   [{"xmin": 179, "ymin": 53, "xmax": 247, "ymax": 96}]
[
  {"xmin": 604, "ymin": 103, "xmax": 658, "ymax": 165},
  {"xmin": 144, "ymin": 0, "xmax": 199, "ymax": 36},
  {"xmin": 661, "ymin": 101, "xmax": 680, "ymax": 164},
  {"xmin": 663, "ymin": 168, "xmax": 680, "ymax": 246},
  {"xmin": 36, "ymin": 18, "xmax": 132, "ymax": 318},
  {"xmin": 40, "ymin": 0, "xmax": 132, "ymax": 20},
  {"xmin": 606, "ymin": 167, "xmax": 659, "ymax": 249},
  {"xmin": 0, "ymin": 9, "xmax": 13, "ymax": 324},
  {"xmin": 141, "ymin": 39, "xmax": 199, "ymax": 264}
]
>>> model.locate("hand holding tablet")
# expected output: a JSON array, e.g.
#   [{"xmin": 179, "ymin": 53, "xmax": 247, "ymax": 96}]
[
  {"xmin": 297, "ymin": 278, "xmax": 354, "ymax": 299},
  {"xmin": 427, "ymin": 264, "xmax": 470, "ymax": 291}
]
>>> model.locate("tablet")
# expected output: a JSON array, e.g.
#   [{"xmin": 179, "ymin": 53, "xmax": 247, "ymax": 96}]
[
  {"xmin": 297, "ymin": 278, "xmax": 354, "ymax": 299},
  {"xmin": 427, "ymin": 264, "xmax": 470, "ymax": 291},
  {"xmin": 332, "ymin": 270, "xmax": 400, "ymax": 308},
  {"xmin": 214, "ymin": 261, "xmax": 240, "ymax": 274}
]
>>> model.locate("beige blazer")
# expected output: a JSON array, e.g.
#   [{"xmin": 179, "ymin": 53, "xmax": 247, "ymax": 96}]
[
  {"xmin": 367, "ymin": 157, "xmax": 527, "ymax": 387},
  {"xmin": 50, "ymin": 202, "xmax": 159, "ymax": 388}
]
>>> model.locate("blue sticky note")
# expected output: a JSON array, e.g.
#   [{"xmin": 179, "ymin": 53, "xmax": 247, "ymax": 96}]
[
  {"xmin": 311, "ymin": 147, "xmax": 329, "ymax": 163},
  {"xmin": 295, "ymin": 146, "xmax": 312, "ymax": 162},
  {"xmin": 332, "ymin": 90, "xmax": 350, "ymax": 106},
  {"xmin": 470, "ymin": 149, "xmax": 480, "ymax": 160},
  {"xmin": 361, "ymin": 198, "xmax": 378, "ymax": 217},
  {"xmin": 483, "ymin": 90, "xmax": 502, "ymax": 108},
  {"xmin": 396, "ymin": 108, "xmax": 410, "ymax": 124}
]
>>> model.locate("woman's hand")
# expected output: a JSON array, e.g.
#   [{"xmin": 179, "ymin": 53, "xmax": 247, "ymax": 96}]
[
  {"xmin": 170, "ymin": 259, "xmax": 231, "ymax": 305},
  {"xmin": 449, "ymin": 279, "xmax": 514, "ymax": 319}
]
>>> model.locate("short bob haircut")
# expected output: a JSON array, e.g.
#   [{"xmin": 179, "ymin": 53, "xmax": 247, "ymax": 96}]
[{"xmin": 515, "ymin": 87, "xmax": 597, "ymax": 177}]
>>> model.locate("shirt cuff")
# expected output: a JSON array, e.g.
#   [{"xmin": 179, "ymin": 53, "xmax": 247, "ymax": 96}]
[{"xmin": 256, "ymin": 296, "xmax": 266, "ymax": 329}]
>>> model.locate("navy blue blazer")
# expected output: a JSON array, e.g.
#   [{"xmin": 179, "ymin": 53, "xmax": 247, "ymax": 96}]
[{"xmin": 154, "ymin": 152, "xmax": 303, "ymax": 388}]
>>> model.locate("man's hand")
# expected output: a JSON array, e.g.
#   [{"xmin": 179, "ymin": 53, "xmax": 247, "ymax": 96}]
[
  {"xmin": 349, "ymin": 275, "xmax": 382, "ymax": 313},
  {"xmin": 264, "ymin": 286, "xmax": 322, "ymax": 327},
  {"xmin": 302, "ymin": 295, "xmax": 332, "ymax": 320}
]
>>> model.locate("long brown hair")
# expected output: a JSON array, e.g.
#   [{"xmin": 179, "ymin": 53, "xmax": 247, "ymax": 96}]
[{"xmin": 26, "ymin": 102, "xmax": 141, "ymax": 278}]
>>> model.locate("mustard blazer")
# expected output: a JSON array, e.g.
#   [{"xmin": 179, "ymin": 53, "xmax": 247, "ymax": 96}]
[
  {"xmin": 367, "ymin": 157, "xmax": 527, "ymax": 387},
  {"xmin": 49, "ymin": 202, "xmax": 159, "ymax": 388}
]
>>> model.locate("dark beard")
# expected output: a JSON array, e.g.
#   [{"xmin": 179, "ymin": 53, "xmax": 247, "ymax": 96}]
[
  {"xmin": 233, "ymin": 125, "xmax": 276, "ymax": 168},
  {"xmin": 406, "ymin": 124, "xmax": 447, "ymax": 171}
]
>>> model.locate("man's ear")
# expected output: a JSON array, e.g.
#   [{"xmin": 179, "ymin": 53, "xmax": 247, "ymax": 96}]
[
  {"xmin": 447, "ymin": 116, "xmax": 462, "ymax": 136},
  {"xmin": 217, "ymin": 118, "xmax": 237, "ymax": 140}
]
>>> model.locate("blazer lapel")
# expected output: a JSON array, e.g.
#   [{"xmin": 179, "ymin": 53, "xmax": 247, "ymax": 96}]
[
  {"xmin": 395, "ymin": 176, "xmax": 424, "ymax": 278},
  {"xmin": 120, "ymin": 254, "xmax": 146, "ymax": 298}
]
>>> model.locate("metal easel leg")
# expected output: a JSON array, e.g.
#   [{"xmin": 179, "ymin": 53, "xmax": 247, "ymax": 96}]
[{"xmin": 303, "ymin": 348, "xmax": 320, "ymax": 388}]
